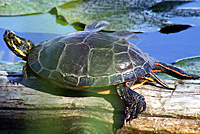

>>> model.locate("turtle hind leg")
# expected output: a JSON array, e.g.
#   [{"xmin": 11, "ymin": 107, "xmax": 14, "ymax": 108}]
[
  {"xmin": 152, "ymin": 62, "xmax": 200, "ymax": 79},
  {"xmin": 117, "ymin": 84, "xmax": 146, "ymax": 125}
]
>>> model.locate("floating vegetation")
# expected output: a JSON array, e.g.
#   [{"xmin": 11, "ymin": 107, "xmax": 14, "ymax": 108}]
[{"xmin": 0, "ymin": 61, "xmax": 25, "ymax": 72}]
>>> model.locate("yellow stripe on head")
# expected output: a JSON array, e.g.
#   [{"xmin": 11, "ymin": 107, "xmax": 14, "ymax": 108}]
[
  {"xmin": 15, "ymin": 36, "xmax": 22, "ymax": 44},
  {"xmin": 11, "ymin": 40, "xmax": 26, "ymax": 57}
]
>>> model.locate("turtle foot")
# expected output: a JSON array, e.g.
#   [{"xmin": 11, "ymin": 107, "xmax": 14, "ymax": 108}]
[{"xmin": 117, "ymin": 84, "xmax": 146, "ymax": 125}]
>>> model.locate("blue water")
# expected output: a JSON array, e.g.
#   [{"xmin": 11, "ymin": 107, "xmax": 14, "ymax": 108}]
[{"xmin": 131, "ymin": 26, "xmax": 200, "ymax": 63}]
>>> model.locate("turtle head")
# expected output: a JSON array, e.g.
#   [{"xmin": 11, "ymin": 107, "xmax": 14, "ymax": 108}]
[{"xmin": 3, "ymin": 30, "xmax": 35, "ymax": 61}]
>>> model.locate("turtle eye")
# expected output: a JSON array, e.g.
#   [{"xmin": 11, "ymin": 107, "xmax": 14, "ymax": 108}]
[
  {"xmin": 8, "ymin": 32, "xmax": 14, "ymax": 38},
  {"xmin": 5, "ymin": 30, "xmax": 16, "ymax": 39}
]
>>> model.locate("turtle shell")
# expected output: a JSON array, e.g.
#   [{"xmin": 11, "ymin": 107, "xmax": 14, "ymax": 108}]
[{"xmin": 28, "ymin": 31, "xmax": 154, "ymax": 89}]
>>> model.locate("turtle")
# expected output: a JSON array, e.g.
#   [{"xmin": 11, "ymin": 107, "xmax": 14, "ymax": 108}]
[{"xmin": 3, "ymin": 21, "xmax": 200, "ymax": 125}]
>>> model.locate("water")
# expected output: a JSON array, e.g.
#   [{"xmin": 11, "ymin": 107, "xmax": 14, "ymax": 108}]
[{"xmin": 132, "ymin": 26, "xmax": 200, "ymax": 63}]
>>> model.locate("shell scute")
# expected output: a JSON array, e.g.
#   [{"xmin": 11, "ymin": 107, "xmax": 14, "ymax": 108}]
[
  {"xmin": 114, "ymin": 53, "xmax": 133, "ymax": 73},
  {"xmin": 128, "ymin": 49, "xmax": 146, "ymax": 66},
  {"xmin": 40, "ymin": 42, "xmax": 65, "ymax": 70},
  {"xmin": 58, "ymin": 44, "xmax": 89, "ymax": 76},
  {"xmin": 60, "ymin": 32, "xmax": 90, "ymax": 45},
  {"xmin": 30, "ymin": 61, "xmax": 42, "ymax": 73},
  {"xmin": 85, "ymin": 33, "xmax": 117, "ymax": 48},
  {"xmin": 110, "ymin": 74, "xmax": 123, "ymax": 85},
  {"xmin": 123, "ymin": 71, "xmax": 136, "ymax": 81},
  {"xmin": 38, "ymin": 68, "xmax": 51, "ymax": 78},
  {"xmin": 143, "ymin": 62, "xmax": 152, "ymax": 73},
  {"xmin": 89, "ymin": 49, "xmax": 114, "ymax": 76},
  {"xmin": 134, "ymin": 67, "xmax": 146, "ymax": 78},
  {"xmin": 64, "ymin": 75, "xmax": 79, "ymax": 85},
  {"xmin": 113, "ymin": 43, "xmax": 128, "ymax": 53},
  {"xmin": 79, "ymin": 76, "xmax": 94, "ymax": 86},
  {"xmin": 50, "ymin": 71, "xmax": 63, "ymax": 81}
]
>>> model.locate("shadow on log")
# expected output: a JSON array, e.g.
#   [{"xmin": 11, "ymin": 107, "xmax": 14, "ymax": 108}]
[{"xmin": 0, "ymin": 71, "xmax": 200, "ymax": 133}]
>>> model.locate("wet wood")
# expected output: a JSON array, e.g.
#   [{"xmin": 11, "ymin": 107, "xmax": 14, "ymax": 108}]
[{"xmin": 0, "ymin": 71, "xmax": 199, "ymax": 133}]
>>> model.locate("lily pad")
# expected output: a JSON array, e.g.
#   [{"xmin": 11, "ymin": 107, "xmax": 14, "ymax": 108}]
[
  {"xmin": 1, "ymin": 0, "xmax": 199, "ymax": 32},
  {"xmin": 55, "ymin": 0, "xmax": 199, "ymax": 31},
  {"xmin": 55, "ymin": 0, "xmax": 169, "ymax": 31},
  {"xmin": 0, "ymin": 0, "xmax": 68, "ymax": 15},
  {"xmin": 174, "ymin": 57, "xmax": 200, "ymax": 75},
  {"xmin": 0, "ymin": 61, "xmax": 25, "ymax": 72}
]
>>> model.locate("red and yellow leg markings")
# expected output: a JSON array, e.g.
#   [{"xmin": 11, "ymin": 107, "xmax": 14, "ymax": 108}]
[
  {"xmin": 140, "ymin": 106, "xmax": 144, "ymax": 112},
  {"xmin": 125, "ymin": 80, "xmax": 147, "ymax": 90},
  {"xmin": 141, "ymin": 76, "xmax": 156, "ymax": 82},
  {"xmin": 151, "ymin": 69, "xmax": 162, "ymax": 73},
  {"xmin": 154, "ymin": 62, "xmax": 197, "ymax": 78}
]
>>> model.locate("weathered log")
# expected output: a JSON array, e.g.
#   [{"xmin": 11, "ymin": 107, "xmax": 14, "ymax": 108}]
[{"xmin": 0, "ymin": 71, "xmax": 199, "ymax": 133}]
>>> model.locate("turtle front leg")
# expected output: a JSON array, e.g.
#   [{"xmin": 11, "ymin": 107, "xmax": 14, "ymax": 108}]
[
  {"xmin": 22, "ymin": 63, "xmax": 33, "ymax": 78},
  {"xmin": 117, "ymin": 84, "xmax": 146, "ymax": 125},
  {"xmin": 22, "ymin": 63, "xmax": 29, "ymax": 78}
]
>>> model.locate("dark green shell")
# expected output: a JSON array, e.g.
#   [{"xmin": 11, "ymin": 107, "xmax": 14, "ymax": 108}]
[{"xmin": 28, "ymin": 31, "xmax": 154, "ymax": 89}]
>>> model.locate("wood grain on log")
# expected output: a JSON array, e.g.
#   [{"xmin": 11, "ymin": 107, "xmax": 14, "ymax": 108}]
[{"xmin": 0, "ymin": 71, "xmax": 199, "ymax": 133}]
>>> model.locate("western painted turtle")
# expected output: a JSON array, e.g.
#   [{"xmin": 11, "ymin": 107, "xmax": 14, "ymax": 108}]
[{"xmin": 3, "ymin": 21, "xmax": 200, "ymax": 125}]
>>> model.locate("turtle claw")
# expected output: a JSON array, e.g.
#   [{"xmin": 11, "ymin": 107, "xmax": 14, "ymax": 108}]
[{"xmin": 117, "ymin": 84, "xmax": 146, "ymax": 125}]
